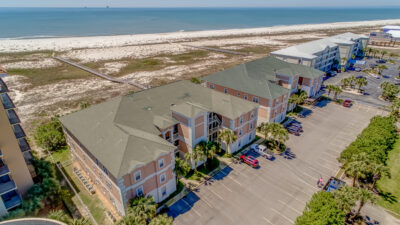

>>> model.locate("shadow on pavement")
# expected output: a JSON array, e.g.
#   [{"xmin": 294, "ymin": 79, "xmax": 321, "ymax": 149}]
[
  {"xmin": 280, "ymin": 148, "xmax": 296, "ymax": 160},
  {"xmin": 167, "ymin": 191, "xmax": 200, "ymax": 219},
  {"xmin": 313, "ymin": 99, "xmax": 331, "ymax": 108}
]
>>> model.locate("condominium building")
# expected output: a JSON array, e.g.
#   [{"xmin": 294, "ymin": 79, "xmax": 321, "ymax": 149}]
[
  {"xmin": 60, "ymin": 80, "xmax": 258, "ymax": 216},
  {"xmin": 0, "ymin": 77, "xmax": 34, "ymax": 216},
  {"xmin": 271, "ymin": 32, "xmax": 369, "ymax": 71},
  {"xmin": 202, "ymin": 56, "xmax": 324, "ymax": 124}
]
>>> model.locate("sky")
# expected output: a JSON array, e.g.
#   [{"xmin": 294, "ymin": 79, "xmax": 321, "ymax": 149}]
[{"xmin": 1, "ymin": 0, "xmax": 400, "ymax": 8}]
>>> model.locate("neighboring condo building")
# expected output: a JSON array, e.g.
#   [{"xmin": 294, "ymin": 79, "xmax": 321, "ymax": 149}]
[
  {"xmin": 60, "ymin": 81, "xmax": 258, "ymax": 216},
  {"xmin": 0, "ymin": 77, "xmax": 34, "ymax": 216},
  {"xmin": 202, "ymin": 56, "xmax": 324, "ymax": 124},
  {"xmin": 271, "ymin": 32, "xmax": 369, "ymax": 71}
]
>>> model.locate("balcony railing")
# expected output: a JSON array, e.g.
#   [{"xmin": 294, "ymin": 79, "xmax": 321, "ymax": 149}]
[
  {"xmin": 7, "ymin": 109, "xmax": 20, "ymax": 125},
  {"xmin": 1, "ymin": 93, "xmax": 15, "ymax": 109},
  {"xmin": 0, "ymin": 165, "xmax": 10, "ymax": 177},
  {"xmin": 18, "ymin": 138, "xmax": 31, "ymax": 152},
  {"xmin": 0, "ymin": 79, "xmax": 8, "ymax": 93},
  {"xmin": 3, "ymin": 193, "xmax": 22, "ymax": 210},
  {"xmin": 13, "ymin": 124, "xmax": 26, "ymax": 139},
  {"xmin": 0, "ymin": 180, "xmax": 16, "ymax": 195},
  {"xmin": 173, "ymin": 133, "xmax": 179, "ymax": 140}
]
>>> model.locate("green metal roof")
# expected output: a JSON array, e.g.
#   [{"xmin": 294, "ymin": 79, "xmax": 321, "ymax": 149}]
[
  {"xmin": 60, "ymin": 80, "xmax": 257, "ymax": 178},
  {"xmin": 202, "ymin": 56, "xmax": 324, "ymax": 100}
]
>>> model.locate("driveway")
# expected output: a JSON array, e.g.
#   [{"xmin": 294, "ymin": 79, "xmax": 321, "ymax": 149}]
[
  {"xmin": 324, "ymin": 58, "xmax": 399, "ymax": 108},
  {"xmin": 168, "ymin": 102, "xmax": 385, "ymax": 225}
]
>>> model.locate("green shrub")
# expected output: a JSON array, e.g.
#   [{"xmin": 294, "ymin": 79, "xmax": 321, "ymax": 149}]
[{"xmin": 34, "ymin": 117, "xmax": 66, "ymax": 151}]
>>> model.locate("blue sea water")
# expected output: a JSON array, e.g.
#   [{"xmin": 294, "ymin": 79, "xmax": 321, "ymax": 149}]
[{"xmin": 0, "ymin": 7, "xmax": 400, "ymax": 39}]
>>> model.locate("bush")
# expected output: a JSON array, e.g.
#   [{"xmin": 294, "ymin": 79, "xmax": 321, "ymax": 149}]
[
  {"xmin": 339, "ymin": 116, "xmax": 397, "ymax": 165},
  {"xmin": 295, "ymin": 191, "xmax": 345, "ymax": 225},
  {"xmin": 34, "ymin": 117, "xmax": 66, "ymax": 151}
]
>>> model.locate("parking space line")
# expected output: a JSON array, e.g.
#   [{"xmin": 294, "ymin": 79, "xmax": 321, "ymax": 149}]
[
  {"xmin": 208, "ymin": 187, "xmax": 224, "ymax": 200},
  {"xmin": 200, "ymin": 198, "xmax": 214, "ymax": 208},
  {"xmin": 220, "ymin": 182, "xmax": 233, "ymax": 192},
  {"xmin": 318, "ymin": 157, "xmax": 339, "ymax": 167},
  {"xmin": 307, "ymin": 165, "xmax": 330, "ymax": 178},
  {"xmin": 219, "ymin": 169, "xmax": 242, "ymax": 186},
  {"xmin": 278, "ymin": 200, "xmax": 302, "ymax": 214},
  {"xmin": 271, "ymin": 208, "xmax": 295, "ymax": 224},
  {"xmin": 316, "ymin": 161, "xmax": 336, "ymax": 174},
  {"xmin": 181, "ymin": 199, "xmax": 202, "ymax": 217},
  {"xmin": 263, "ymin": 217, "xmax": 274, "ymax": 225}
]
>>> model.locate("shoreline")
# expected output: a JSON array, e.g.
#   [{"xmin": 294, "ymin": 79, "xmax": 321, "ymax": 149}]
[{"xmin": 1, "ymin": 19, "xmax": 400, "ymax": 53}]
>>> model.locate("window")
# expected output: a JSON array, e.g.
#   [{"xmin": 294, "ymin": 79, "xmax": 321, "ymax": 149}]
[
  {"xmin": 250, "ymin": 123, "xmax": 253, "ymax": 129},
  {"xmin": 239, "ymin": 129, "xmax": 242, "ymax": 136},
  {"xmin": 250, "ymin": 112, "xmax": 254, "ymax": 119},
  {"xmin": 249, "ymin": 134, "xmax": 252, "ymax": 141},
  {"xmin": 239, "ymin": 116, "xmax": 243, "ymax": 124},
  {"xmin": 252, "ymin": 97, "xmax": 259, "ymax": 103},
  {"xmin": 134, "ymin": 171, "xmax": 141, "ymax": 182},
  {"xmin": 95, "ymin": 159, "xmax": 99, "ymax": 165},
  {"xmin": 237, "ymin": 92, "xmax": 240, "ymax": 97},
  {"xmin": 244, "ymin": 94, "xmax": 248, "ymax": 100},
  {"xmin": 103, "ymin": 166, "xmax": 109, "ymax": 175},
  {"xmin": 136, "ymin": 186, "xmax": 144, "ymax": 197},
  {"xmin": 162, "ymin": 186, "xmax": 167, "ymax": 196},
  {"xmin": 159, "ymin": 159, "xmax": 165, "ymax": 168},
  {"xmin": 224, "ymin": 88, "xmax": 228, "ymax": 94},
  {"xmin": 210, "ymin": 84, "xmax": 214, "ymax": 89},
  {"xmin": 160, "ymin": 173, "xmax": 166, "ymax": 183},
  {"xmin": 106, "ymin": 181, "xmax": 112, "ymax": 191},
  {"xmin": 238, "ymin": 141, "xmax": 241, "ymax": 147}
]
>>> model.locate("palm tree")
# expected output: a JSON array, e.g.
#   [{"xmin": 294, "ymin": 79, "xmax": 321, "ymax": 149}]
[
  {"xmin": 389, "ymin": 52, "xmax": 397, "ymax": 59},
  {"xmin": 205, "ymin": 141, "xmax": 218, "ymax": 161},
  {"xmin": 257, "ymin": 122, "xmax": 273, "ymax": 141},
  {"xmin": 341, "ymin": 57, "xmax": 348, "ymax": 69},
  {"xmin": 218, "ymin": 129, "xmax": 237, "ymax": 154},
  {"xmin": 372, "ymin": 49, "xmax": 379, "ymax": 58},
  {"xmin": 352, "ymin": 189, "xmax": 377, "ymax": 220},
  {"xmin": 129, "ymin": 196, "xmax": 157, "ymax": 221},
  {"xmin": 355, "ymin": 77, "xmax": 368, "ymax": 92},
  {"xmin": 47, "ymin": 210, "xmax": 71, "ymax": 224},
  {"xmin": 289, "ymin": 94, "xmax": 300, "ymax": 112},
  {"xmin": 376, "ymin": 64, "xmax": 388, "ymax": 76},
  {"xmin": 334, "ymin": 186, "xmax": 358, "ymax": 214},
  {"xmin": 344, "ymin": 153, "xmax": 370, "ymax": 187},
  {"xmin": 348, "ymin": 76, "xmax": 356, "ymax": 89},
  {"xmin": 70, "ymin": 218, "xmax": 92, "ymax": 225},
  {"xmin": 117, "ymin": 214, "xmax": 146, "ymax": 225},
  {"xmin": 391, "ymin": 97, "xmax": 400, "ymax": 117},
  {"xmin": 326, "ymin": 85, "xmax": 336, "ymax": 97},
  {"xmin": 380, "ymin": 50, "xmax": 388, "ymax": 59},
  {"xmin": 380, "ymin": 81, "xmax": 390, "ymax": 90},
  {"xmin": 369, "ymin": 163, "xmax": 390, "ymax": 191},
  {"xmin": 269, "ymin": 123, "xmax": 289, "ymax": 152},
  {"xmin": 185, "ymin": 143, "xmax": 206, "ymax": 171},
  {"xmin": 174, "ymin": 157, "xmax": 191, "ymax": 184},
  {"xmin": 340, "ymin": 77, "xmax": 350, "ymax": 89},
  {"xmin": 332, "ymin": 86, "xmax": 342, "ymax": 100},
  {"xmin": 149, "ymin": 214, "xmax": 174, "ymax": 225}
]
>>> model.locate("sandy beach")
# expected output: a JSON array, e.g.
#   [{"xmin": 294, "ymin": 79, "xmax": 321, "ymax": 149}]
[{"xmin": 1, "ymin": 19, "xmax": 400, "ymax": 53}]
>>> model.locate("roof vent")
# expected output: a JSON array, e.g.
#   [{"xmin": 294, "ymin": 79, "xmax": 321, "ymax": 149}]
[{"xmin": 146, "ymin": 107, "xmax": 152, "ymax": 111}]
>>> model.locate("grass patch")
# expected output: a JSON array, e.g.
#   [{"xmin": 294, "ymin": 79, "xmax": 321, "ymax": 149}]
[
  {"xmin": 116, "ymin": 58, "xmax": 164, "ymax": 76},
  {"xmin": 48, "ymin": 146, "xmax": 71, "ymax": 163},
  {"xmin": 167, "ymin": 51, "xmax": 209, "ymax": 65},
  {"xmin": 377, "ymin": 138, "xmax": 400, "ymax": 217},
  {"xmin": 7, "ymin": 63, "xmax": 92, "ymax": 87},
  {"xmin": 186, "ymin": 157, "xmax": 220, "ymax": 180}
]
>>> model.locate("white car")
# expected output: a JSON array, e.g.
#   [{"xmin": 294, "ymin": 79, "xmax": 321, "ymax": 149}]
[{"xmin": 251, "ymin": 144, "xmax": 274, "ymax": 159}]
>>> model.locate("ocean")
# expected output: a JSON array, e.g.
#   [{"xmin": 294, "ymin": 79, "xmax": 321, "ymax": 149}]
[{"xmin": 0, "ymin": 7, "xmax": 400, "ymax": 39}]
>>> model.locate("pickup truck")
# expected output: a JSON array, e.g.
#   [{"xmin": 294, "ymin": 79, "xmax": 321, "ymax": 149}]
[
  {"xmin": 251, "ymin": 144, "xmax": 274, "ymax": 159},
  {"xmin": 240, "ymin": 154, "xmax": 259, "ymax": 168}
]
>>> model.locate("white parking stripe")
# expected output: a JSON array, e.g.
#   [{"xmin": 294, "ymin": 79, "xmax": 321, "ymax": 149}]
[
  {"xmin": 208, "ymin": 188, "xmax": 224, "ymax": 200},
  {"xmin": 271, "ymin": 208, "xmax": 295, "ymax": 224},
  {"xmin": 181, "ymin": 199, "xmax": 201, "ymax": 217},
  {"xmin": 220, "ymin": 182, "xmax": 233, "ymax": 192},
  {"xmin": 263, "ymin": 217, "xmax": 274, "ymax": 225},
  {"xmin": 219, "ymin": 169, "xmax": 242, "ymax": 186},
  {"xmin": 278, "ymin": 200, "xmax": 302, "ymax": 214}
]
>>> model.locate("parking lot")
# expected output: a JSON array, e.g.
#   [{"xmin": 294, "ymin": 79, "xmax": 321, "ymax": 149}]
[
  {"xmin": 168, "ymin": 102, "xmax": 386, "ymax": 225},
  {"xmin": 324, "ymin": 58, "xmax": 399, "ymax": 108}
]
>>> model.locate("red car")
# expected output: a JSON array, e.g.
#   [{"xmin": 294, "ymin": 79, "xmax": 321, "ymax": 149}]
[
  {"xmin": 342, "ymin": 99, "xmax": 352, "ymax": 107},
  {"xmin": 240, "ymin": 154, "xmax": 259, "ymax": 168}
]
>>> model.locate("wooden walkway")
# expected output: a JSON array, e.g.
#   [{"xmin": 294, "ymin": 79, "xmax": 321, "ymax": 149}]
[
  {"xmin": 54, "ymin": 57, "xmax": 149, "ymax": 90},
  {"xmin": 181, "ymin": 44, "xmax": 248, "ymax": 56}
]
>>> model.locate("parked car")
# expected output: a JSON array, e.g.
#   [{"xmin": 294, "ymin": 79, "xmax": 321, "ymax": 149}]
[
  {"xmin": 342, "ymin": 99, "xmax": 352, "ymax": 107},
  {"xmin": 356, "ymin": 75, "xmax": 364, "ymax": 79},
  {"xmin": 257, "ymin": 145, "xmax": 274, "ymax": 160},
  {"xmin": 288, "ymin": 125, "xmax": 303, "ymax": 132},
  {"xmin": 240, "ymin": 154, "xmax": 259, "ymax": 168},
  {"xmin": 376, "ymin": 59, "xmax": 386, "ymax": 64},
  {"xmin": 330, "ymin": 71, "xmax": 337, "ymax": 76},
  {"xmin": 287, "ymin": 127, "xmax": 300, "ymax": 136},
  {"xmin": 355, "ymin": 67, "xmax": 362, "ymax": 72}
]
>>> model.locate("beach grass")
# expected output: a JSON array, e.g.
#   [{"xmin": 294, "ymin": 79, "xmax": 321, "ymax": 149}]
[
  {"xmin": 168, "ymin": 50, "xmax": 209, "ymax": 64},
  {"xmin": 116, "ymin": 58, "xmax": 164, "ymax": 76},
  {"xmin": 377, "ymin": 139, "xmax": 400, "ymax": 218}
]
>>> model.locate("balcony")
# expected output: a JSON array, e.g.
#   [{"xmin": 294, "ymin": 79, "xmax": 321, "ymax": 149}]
[
  {"xmin": 2, "ymin": 191, "xmax": 22, "ymax": 210},
  {"xmin": 1, "ymin": 93, "xmax": 15, "ymax": 109},
  {"xmin": 18, "ymin": 138, "xmax": 31, "ymax": 152},
  {"xmin": 24, "ymin": 151, "xmax": 33, "ymax": 165},
  {"xmin": 0, "ymin": 165, "xmax": 10, "ymax": 177},
  {"xmin": 0, "ymin": 180, "xmax": 16, "ymax": 195},
  {"xmin": 13, "ymin": 124, "xmax": 26, "ymax": 139},
  {"xmin": 0, "ymin": 79, "xmax": 8, "ymax": 93},
  {"xmin": 7, "ymin": 109, "xmax": 20, "ymax": 125}
]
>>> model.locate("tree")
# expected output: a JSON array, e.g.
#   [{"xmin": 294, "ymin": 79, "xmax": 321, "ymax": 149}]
[
  {"xmin": 48, "ymin": 210, "xmax": 71, "ymax": 223},
  {"xmin": 34, "ymin": 117, "xmax": 66, "ymax": 151},
  {"xmin": 205, "ymin": 141, "xmax": 218, "ymax": 161},
  {"xmin": 332, "ymin": 86, "xmax": 342, "ymax": 100},
  {"xmin": 376, "ymin": 64, "xmax": 388, "ymax": 76},
  {"xmin": 380, "ymin": 50, "xmax": 388, "ymax": 59},
  {"xmin": 266, "ymin": 123, "xmax": 289, "ymax": 152},
  {"xmin": 326, "ymin": 85, "xmax": 336, "ymax": 97},
  {"xmin": 351, "ymin": 189, "xmax": 377, "ymax": 220},
  {"xmin": 190, "ymin": 77, "xmax": 201, "ymax": 84},
  {"xmin": 341, "ymin": 57, "xmax": 348, "ymax": 66},
  {"xmin": 32, "ymin": 158, "xmax": 55, "ymax": 181},
  {"xmin": 70, "ymin": 218, "xmax": 92, "ymax": 225},
  {"xmin": 369, "ymin": 163, "xmax": 390, "ymax": 191},
  {"xmin": 389, "ymin": 52, "xmax": 397, "ymax": 59},
  {"xmin": 372, "ymin": 49, "xmax": 379, "ymax": 58},
  {"xmin": 148, "ymin": 214, "xmax": 174, "ymax": 225},
  {"xmin": 289, "ymin": 94, "xmax": 300, "ymax": 111},
  {"xmin": 41, "ymin": 178, "xmax": 62, "ymax": 205},
  {"xmin": 174, "ymin": 157, "xmax": 191, "ymax": 182},
  {"xmin": 295, "ymin": 191, "xmax": 345, "ymax": 225},
  {"xmin": 117, "ymin": 214, "xmax": 146, "ymax": 225},
  {"xmin": 129, "ymin": 196, "xmax": 157, "ymax": 221},
  {"xmin": 340, "ymin": 77, "xmax": 350, "ymax": 89},
  {"xmin": 344, "ymin": 153, "xmax": 371, "ymax": 187},
  {"xmin": 185, "ymin": 143, "xmax": 206, "ymax": 171},
  {"xmin": 355, "ymin": 77, "xmax": 368, "ymax": 92},
  {"xmin": 381, "ymin": 82, "xmax": 400, "ymax": 100},
  {"xmin": 334, "ymin": 186, "xmax": 358, "ymax": 214},
  {"xmin": 348, "ymin": 76, "xmax": 356, "ymax": 89},
  {"xmin": 390, "ymin": 97, "xmax": 400, "ymax": 117},
  {"xmin": 217, "ymin": 129, "xmax": 237, "ymax": 154},
  {"xmin": 257, "ymin": 122, "xmax": 273, "ymax": 141}
]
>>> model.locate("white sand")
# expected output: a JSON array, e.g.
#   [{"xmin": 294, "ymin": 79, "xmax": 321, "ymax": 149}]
[{"xmin": 1, "ymin": 19, "xmax": 399, "ymax": 53}]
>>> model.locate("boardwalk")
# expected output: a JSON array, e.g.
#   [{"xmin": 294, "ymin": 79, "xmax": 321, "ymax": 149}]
[
  {"xmin": 54, "ymin": 57, "xmax": 149, "ymax": 90},
  {"xmin": 181, "ymin": 44, "xmax": 248, "ymax": 56}
]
